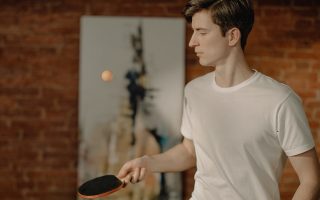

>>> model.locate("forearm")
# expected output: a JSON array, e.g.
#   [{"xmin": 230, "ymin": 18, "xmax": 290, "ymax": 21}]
[
  {"xmin": 292, "ymin": 182, "xmax": 319, "ymax": 200},
  {"xmin": 289, "ymin": 148, "xmax": 320, "ymax": 200},
  {"xmin": 146, "ymin": 141, "xmax": 196, "ymax": 173}
]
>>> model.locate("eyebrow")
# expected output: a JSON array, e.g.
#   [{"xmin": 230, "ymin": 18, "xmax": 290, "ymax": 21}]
[{"xmin": 193, "ymin": 27, "xmax": 209, "ymax": 31}]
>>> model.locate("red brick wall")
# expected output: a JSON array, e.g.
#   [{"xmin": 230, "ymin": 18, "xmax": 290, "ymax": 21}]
[{"xmin": 0, "ymin": 1, "xmax": 319, "ymax": 200}]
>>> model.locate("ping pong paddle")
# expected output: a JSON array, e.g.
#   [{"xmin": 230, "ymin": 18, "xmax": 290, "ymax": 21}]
[{"xmin": 78, "ymin": 175, "xmax": 124, "ymax": 199}]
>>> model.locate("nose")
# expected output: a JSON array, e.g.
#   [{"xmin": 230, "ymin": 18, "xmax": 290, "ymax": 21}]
[{"xmin": 188, "ymin": 32, "xmax": 199, "ymax": 48}]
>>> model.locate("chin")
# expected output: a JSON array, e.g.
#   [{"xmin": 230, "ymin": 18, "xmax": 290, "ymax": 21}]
[{"xmin": 199, "ymin": 59, "xmax": 215, "ymax": 67}]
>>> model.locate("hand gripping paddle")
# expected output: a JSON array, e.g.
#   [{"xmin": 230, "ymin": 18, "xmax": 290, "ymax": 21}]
[{"xmin": 78, "ymin": 175, "xmax": 124, "ymax": 199}]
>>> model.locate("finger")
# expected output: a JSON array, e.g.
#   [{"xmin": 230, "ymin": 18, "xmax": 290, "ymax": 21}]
[
  {"xmin": 138, "ymin": 167, "xmax": 146, "ymax": 182},
  {"xmin": 131, "ymin": 168, "xmax": 140, "ymax": 184},
  {"xmin": 117, "ymin": 167, "xmax": 129, "ymax": 179},
  {"xmin": 122, "ymin": 179, "xmax": 128, "ymax": 188},
  {"xmin": 117, "ymin": 170, "xmax": 127, "ymax": 180},
  {"xmin": 123, "ymin": 173, "xmax": 133, "ymax": 186},
  {"xmin": 121, "ymin": 172, "xmax": 132, "ymax": 187},
  {"xmin": 117, "ymin": 163, "xmax": 131, "ymax": 179}
]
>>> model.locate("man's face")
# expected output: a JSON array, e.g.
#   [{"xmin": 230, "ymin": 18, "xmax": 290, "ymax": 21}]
[{"xmin": 189, "ymin": 9, "xmax": 230, "ymax": 67}]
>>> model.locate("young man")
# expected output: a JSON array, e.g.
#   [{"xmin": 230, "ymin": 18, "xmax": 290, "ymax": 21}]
[{"xmin": 118, "ymin": 0, "xmax": 320, "ymax": 199}]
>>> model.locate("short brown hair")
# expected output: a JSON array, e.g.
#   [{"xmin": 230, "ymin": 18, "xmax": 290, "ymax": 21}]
[{"xmin": 183, "ymin": 0, "xmax": 254, "ymax": 49}]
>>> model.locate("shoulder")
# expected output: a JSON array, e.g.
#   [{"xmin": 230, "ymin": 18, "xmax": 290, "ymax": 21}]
[
  {"xmin": 254, "ymin": 72, "xmax": 297, "ymax": 102},
  {"xmin": 184, "ymin": 71, "xmax": 213, "ymax": 95}
]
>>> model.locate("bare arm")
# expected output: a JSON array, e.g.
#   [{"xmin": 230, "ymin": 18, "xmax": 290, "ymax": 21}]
[
  {"xmin": 117, "ymin": 137, "xmax": 196, "ymax": 185},
  {"xmin": 290, "ymin": 148, "xmax": 320, "ymax": 200}
]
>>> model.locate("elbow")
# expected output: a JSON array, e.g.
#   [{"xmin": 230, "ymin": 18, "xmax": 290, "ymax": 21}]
[
  {"xmin": 189, "ymin": 153, "xmax": 197, "ymax": 167},
  {"xmin": 183, "ymin": 147, "xmax": 196, "ymax": 169},
  {"xmin": 182, "ymin": 138, "xmax": 197, "ymax": 168},
  {"xmin": 299, "ymin": 169, "xmax": 320, "ymax": 188},
  {"xmin": 300, "ymin": 178, "xmax": 320, "ymax": 194}
]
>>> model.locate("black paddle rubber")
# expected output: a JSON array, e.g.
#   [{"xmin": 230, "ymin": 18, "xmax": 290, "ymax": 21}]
[{"xmin": 78, "ymin": 175, "xmax": 123, "ymax": 199}]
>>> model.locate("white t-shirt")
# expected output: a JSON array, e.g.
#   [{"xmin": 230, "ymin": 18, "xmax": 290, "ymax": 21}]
[{"xmin": 180, "ymin": 70, "xmax": 315, "ymax": 200}]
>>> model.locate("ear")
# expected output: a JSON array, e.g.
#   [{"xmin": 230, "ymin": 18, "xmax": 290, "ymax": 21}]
[{"xmin": 227, "ymin": 28, "xmax": 241, "ymax": 47}]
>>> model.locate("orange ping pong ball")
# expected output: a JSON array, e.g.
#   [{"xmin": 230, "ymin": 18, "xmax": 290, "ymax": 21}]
[{"xmin": 101, "ymin": 70, "xmax": 113, "ymax": 82}]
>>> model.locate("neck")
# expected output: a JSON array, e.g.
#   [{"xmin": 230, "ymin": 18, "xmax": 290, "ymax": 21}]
[{"xmin": 214, "ymin": 48, "xmax": 254, "ymax": 88}]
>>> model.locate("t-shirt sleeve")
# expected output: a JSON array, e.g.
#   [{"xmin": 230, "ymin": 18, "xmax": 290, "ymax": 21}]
[
  {"xmin": 276, "ymin": 92, "xmax": 315, "ymax": 156},
  {"xmin": 180, "ymin": 95, "xmax": 193, "ymax": 140}
]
